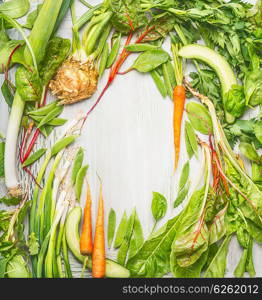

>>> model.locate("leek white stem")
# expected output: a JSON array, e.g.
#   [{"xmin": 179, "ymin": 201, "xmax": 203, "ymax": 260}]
[{"xmin": 5, "ymin": 93, "xmax": 25, "ymax": 196}]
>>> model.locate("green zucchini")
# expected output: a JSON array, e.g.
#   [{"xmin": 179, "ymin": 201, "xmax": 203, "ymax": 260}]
[
  {"xmin": 179, "ymin": 44, "xmax": 237, "ymax": 123},
  {"xmin": 65, "ymin": 207, "xmax": 130, "ymax": 278}
]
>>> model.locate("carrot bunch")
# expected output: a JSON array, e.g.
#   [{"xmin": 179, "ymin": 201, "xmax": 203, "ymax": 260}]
[{"xmin": 79, "ymin": 180, "xmax": 106, "ymax": 278}]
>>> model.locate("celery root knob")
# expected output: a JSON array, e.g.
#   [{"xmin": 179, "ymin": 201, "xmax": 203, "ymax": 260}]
[{"xmin": 49, "ymin": 57, "xmax": 98, "ymax": 105}]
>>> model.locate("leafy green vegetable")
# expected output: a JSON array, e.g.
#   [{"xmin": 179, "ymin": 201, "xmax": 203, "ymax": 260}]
[
  {"xmin": 224, "ymin": 85, "xmax": 246, "ymax": 118},
  {"xmin": 37, "ymin": 106, "xmax": 63, "ymax": 129},
  {"xmin": 0, "ymin": 196, "xmax": 20, "ymax": 206},
  {"xmin": 15, "ymin": 66, "xmax": 42, "ymax": 102},
  {"xmin": 204, "ymin": 236, "xmax": 231, "ymax": 278},
  {"xmin": 131, "ymin": 49, "xmax": 169, "ymax": 73},
  {"xmin": 186, "ymin": 102, "xmax": 213, "ymax": 135},
  {"xmin": 244, "ymin": 70, "xmax": 262, "ymax": 106},
  {"xmin": 0, "ymin": 0, "xmax": 30, "ymax": 19},
  {"xmin": 39, "ymin": 37, "xmax": 71, "ymax": 85},
  {"xmin": 151, "ymin": 192, "xmax": 167, "ymax": 223},
  {"xmin": 0, "ymin": 40, "xmax": 21, "ymax": 73},
  {"xmin": 174, "ymin": 182, "xmax": 190, "ymax": 208},
  {"xmin": 23, "ymin": 4, "xmax": 43, "ymax": 29},
  {"xmin": 239, "ymin": 142, "xmax": 261, "ymax": 165},
  {"xmin": 127, "ymin": 214, "xmax": 180, "ymax": 277},
  {"xmin": 1, "ymin": 80, "xmax": 15, "ymax": 107}
]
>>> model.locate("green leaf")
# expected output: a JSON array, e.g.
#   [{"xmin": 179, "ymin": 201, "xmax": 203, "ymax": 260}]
[
  {"xmin": 185, "ymin": 128, "xmax": 194, "ymax": 159},
  {"xmin": 22, "ymin": 148, "xmax": 47, "ymax": 168},
  {"xmin": 0, "ymin": 40, "xmax": 22, "ymax": 73},
  {"xmin": 185, "ymin": 121, "xmax": 198, "ymax": 158},
  {"xmin": 15, "ymin": 66, "xmax": 42, "ymax": 102},
  {"xmin": 239, "ymin": 142, "xmax": 261, "ymax": 164},
  {"xmin": 0, "ymin": 141, "xmax": 4, "ymax": 178},
  {"xmin": 224, "ymin": 85, "xmax": 246, "ymax": 118},
  {"xmin": 172, "ymin": 188, "xmax": 209, "ymax": 267},
  {"xmin": 208, "ymin": 205, "xmax": 227, "ymax": 245},
  {"xmin": 174, "ymin": 182, "xmax": 189, "ymax": 208},
  {"xmin": 254, "ymin": 122, "xmax": 262, "ymax": 144},
  {"xmin": 23, "ymin": 4, "xmax": 43, "ymax": 29},
  {"xmin": 0, "ymin": 0, "xmax": 30, "ymax": 19},
  {"xmin": 151, "ymin": 192, "xmax": 167, "ymax": 222},
  {"xmin": 114, "ymin": 211, "xmax": 128, "ymax": 249},
  {"xmin": 1, "ymin": 80, "xmax": 15, "ymax": 107},
  {"xmin": 204, "ymin": 236, "xmax": 231, "ymax": 278},
  {"xmin": 131, "ymin": 49, "xmax": 170, "ymax": 73},
  {"xmin": 0, "ymin": 196, "xmax": 20, "ymax": 206},
  {"xmin": 244, "ymin": 70, "xmax": 262, "ymax": 106},
  {"xmin": 171, "ymin": 250, "xmax": 208, "ymax": 278},
  {"xmin": 39, "ymin": 37, "xmax": 71, "ymax": 85},
  {"xmin": 179, "ymin": 161, "xmax": 190, "ymax": 191},
  {"xmin": 126, "ymin": 214, "xmax": 181, "ymax": 278},
  {"xmin": 186, "ymin": 102, "xmax": 213, "ymax": 135},
  {"xmin": 107, "ymin": 209, "xmax": 116, "ymax": 248}
]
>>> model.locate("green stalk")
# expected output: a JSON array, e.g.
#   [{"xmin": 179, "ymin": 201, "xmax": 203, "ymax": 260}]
[
  {"xmin": 36, "ymin": 152, "xmax": 64, "ymax": 244},
  {"xmin": 62, "ymin": 231, "xmax": 73, "ymax": 278},
  {"xmin": 4, "ymin": 0, "xmax": 64, "ymax": 196},
  {"xmin": 36, "ymin": 232, "xmax": 51, "ymax": 278}
]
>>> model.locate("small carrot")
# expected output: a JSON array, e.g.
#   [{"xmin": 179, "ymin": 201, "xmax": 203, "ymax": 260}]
[
  {"xmin": 173, "ymin": 85, "xmax": 186, "ymax": 170},
  {"xmin": 171, "ymin": 42, "xmax": 185, "ymax": 171},
  {"xmin": 92, "ymin": 182, "xmax": 105, "ymax": 278},
  {"xmin": 80, "ymin": 182, "xmax": 93, "ymax": 255}
]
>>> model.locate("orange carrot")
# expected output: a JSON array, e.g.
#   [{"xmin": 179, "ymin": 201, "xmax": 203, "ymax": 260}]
[
  {"xmin": 92, "ymin": 183, "xmax": 105, "ymax": 278},
  {"xmin": 173, "ymin": 85, "xmax": 186, "ymax": 170},
  {"xmin": 80, "ymin": 182, "xmax": 93, "ymax": 255}
]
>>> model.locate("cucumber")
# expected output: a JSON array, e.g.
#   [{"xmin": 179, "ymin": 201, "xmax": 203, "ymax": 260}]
[
  {"xmin": 65, "ymin": 207, "xmax": 130, "ymax": 278},
  {"xmin": 179, "ymin": 44, "xmax": 237, "ymax": 124}
]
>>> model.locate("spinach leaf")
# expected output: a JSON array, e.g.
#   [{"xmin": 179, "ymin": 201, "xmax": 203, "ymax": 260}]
[
  {"xmin": 204, "ymin": 235, "xmax": 231, "ymax": 278},
  {"xmin": 224, "ymin": 85, "xmax": 246, "ymax": 118},
  {"xmin": 151, "ymin": 192, "xmax": 167, "ymax": 222},
  {"xmin": 185, "ymin": 121, "xmax": 198, "ymax": 159},
  {"xmin": 15, "ymin": 66, "xmax": 42, "ymax": 102},
  {"xmin": 132, "ymin": 49, "xmax": 170, "ymax": 73}
]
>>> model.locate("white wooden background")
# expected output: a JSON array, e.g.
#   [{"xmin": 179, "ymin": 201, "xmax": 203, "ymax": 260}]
[{"xmin": 0, "ymin": 0, "xmax": 261, "ymax": 277}]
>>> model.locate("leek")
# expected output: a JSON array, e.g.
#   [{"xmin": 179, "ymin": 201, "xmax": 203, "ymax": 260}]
[{"xmin": 4, "ymin": 0, "xmax": 64, "ymax": 196}]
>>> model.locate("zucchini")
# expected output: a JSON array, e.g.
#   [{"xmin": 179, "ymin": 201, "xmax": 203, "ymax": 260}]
[
  {"xmin": 65, "ymin": 207, "xmax": 130, "ymax": 278},
  {"xmin": 179, "ymin": 44, "xmax": 237, "ymax": 124}
]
